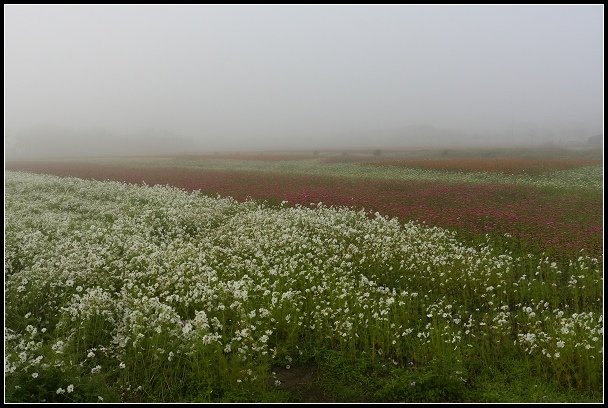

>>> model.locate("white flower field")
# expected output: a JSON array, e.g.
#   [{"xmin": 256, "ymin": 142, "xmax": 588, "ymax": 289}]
[{"xmin": 4, "ymin": 171, "xmax": 603, "ymax": 402}]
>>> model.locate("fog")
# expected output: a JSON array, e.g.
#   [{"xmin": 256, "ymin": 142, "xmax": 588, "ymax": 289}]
[{"xmin": 4, "ymin": 5, "xmax": 604, "ymax": 158}]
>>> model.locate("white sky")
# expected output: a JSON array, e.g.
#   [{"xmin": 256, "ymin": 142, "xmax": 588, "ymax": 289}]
[{"xmin": 4, "ymin": 5, "xmax": 604, "ymax": 151}]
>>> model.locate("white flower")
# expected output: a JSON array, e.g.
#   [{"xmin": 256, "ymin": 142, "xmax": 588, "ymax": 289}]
[
  {"xmin": 67, "ymin": 384, "xmax": 74, "ymax": 393},
  {"xmin": 56, "ymin": 388, "xmax": 65, "ymax": 394},
  {"xmin": 52, "ymin": 340, "xmax": 65, "ymax": 353},
  {"xmin": 119, "ymin": 362, "xmax": 126, "ymax": 369},
  {"xmin": 557, "ymin": 341, "xmax": 565, "ymax": 348},
  {"xmin": 32, "ymin": 372, "xmax": 39, "ymax": 378}
]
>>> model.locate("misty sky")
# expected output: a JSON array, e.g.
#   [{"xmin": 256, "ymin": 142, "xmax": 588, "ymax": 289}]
[{"xmin": 4, "ymin": 5, "xmax": 604, "ymax": 152}]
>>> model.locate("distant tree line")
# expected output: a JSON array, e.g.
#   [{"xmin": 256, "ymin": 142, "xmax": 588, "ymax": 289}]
[{"xmin": 588, "ymin": 134, "xmax": 602, "ymax": 145}]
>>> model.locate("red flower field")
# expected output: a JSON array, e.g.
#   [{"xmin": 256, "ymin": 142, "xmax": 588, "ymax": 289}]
[{"xmin": 7, "ymin": 161, "xmax": 602, "ymax": 258}]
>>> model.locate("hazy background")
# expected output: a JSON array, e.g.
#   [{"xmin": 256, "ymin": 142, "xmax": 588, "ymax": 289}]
[{"xmin": 4, "ymin": 5, "xmax": 604, "ymax": 158}]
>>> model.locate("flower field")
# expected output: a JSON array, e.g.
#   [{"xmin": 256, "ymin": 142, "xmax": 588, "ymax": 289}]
[
  {"xmin": 362, "ymin": 157, "xmax": 602, "ymax": 175},
  {"xmin": 5, "ymin": 171, "xmax": 603, "ymax": 402},
  {"xmin": 95, "ymin": 156, "xmax": 603, "ymax": 190},
  {"xmin": 6, "ymin": 160, "xmax": 603, "ymax": 259}
]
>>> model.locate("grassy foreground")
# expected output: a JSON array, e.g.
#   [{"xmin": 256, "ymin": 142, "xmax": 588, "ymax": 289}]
[{"xmin": 5, "ymin": 171, "xmax": 603, "ymax": 402}]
